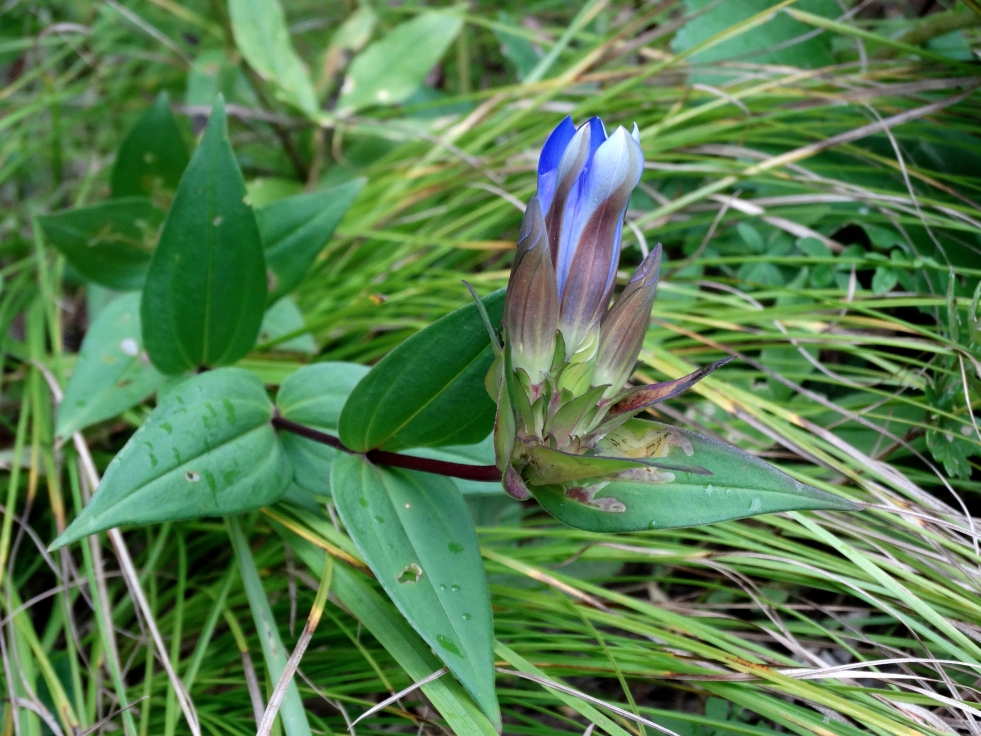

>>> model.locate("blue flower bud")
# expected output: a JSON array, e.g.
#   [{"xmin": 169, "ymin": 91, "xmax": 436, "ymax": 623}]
[{"xmin": 547, "ymin": 125, "xmax": 644, "ymax": 355}]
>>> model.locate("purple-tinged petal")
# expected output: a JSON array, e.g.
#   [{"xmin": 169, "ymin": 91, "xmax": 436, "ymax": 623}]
[
  {"xmin": 503, "ymin": 197, "xmax": 558, "ymax": 383},
  {"xmin": 592, "ymin": 244, "xmax": 662, "ymax": 395},
  {"xmin": 555, "ymin": 127, "xmax": 644, "ymax": 354},
  {"xmin": 543, "ymin": 118, "xmax": 606, "ymax": 267}
]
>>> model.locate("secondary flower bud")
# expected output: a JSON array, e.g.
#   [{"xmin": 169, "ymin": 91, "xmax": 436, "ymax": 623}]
[
  {"xmin": 592, "ymin": 244, "xmax": 662, "ymax": 396},
  {"xmin": 503, "ymin": 197, "xmax": 558, "ymax": 384}
]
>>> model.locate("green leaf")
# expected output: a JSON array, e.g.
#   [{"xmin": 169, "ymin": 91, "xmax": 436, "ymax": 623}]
[
  {"xmin": 276, "ymin": 362, "xmax": 369, "ymax": 495},
  {"xmin": 338, "ymin": 290, "xmax": 504, "ymax": 453},
  {"xmin": 141, "ymin": 97, "xmax": 267, "ymax": 375},
  {"xmin": 50, "ymin": 368, "xmax": 291, "ymax": 549},
  {"xmin": 37, "ymin": 198, "xmax": 163, "ymax": 291},
  {"xmin": 273, "ymin": 524, "xmax": 499, "ymax": 736},
  {"xmin": 926, "ymin": 426, "xmax": 975, "ymax": 479},
  {"xmin": 257, "ymin": 180, "xmax": 364, "ymax": 303},
  {"xmin": 671, "ymin": 0, "xmax": 839, "ymax": 85},
  {"xmin": 56, "ymin": 293, "xmax": 165, "ymax": 439},
  {"xmin": 338, "ymin": 11, "xmax": 463, "ymax": 114},
  {"xmin": 872, "ymin": 266, "xmax": 899, "ymax": 295},
  {"xmin": 331, "ymin": 453, "xmax": 499, "ymax": 726},
  {"xmin": 492, "ymin": 13, "xmax": 541, "ymax": 81},
  {"xmin": 110, "ymin": 92, "xmax": 189, "ymax": 199},
  {"xmin": 228, "ymin": 0, "xmax": 319, "ymax": 116},
  {"xmin": 528, "ymin": 419, "xmax": 858, "ymax": 533},
  {"xmin": 186, "ymin": 49, "xmax": 253, "ymax": 107},
  {"xmin": 736, "ymin": 261, "xmax": 784, "ymax": 288},
  {"xmin": 259, "ymin": 297, "xmax": 316, "ymax": 354},
  {"xmin": 322, "ymin": 6, "xmax": 377, "ymax": 82}
]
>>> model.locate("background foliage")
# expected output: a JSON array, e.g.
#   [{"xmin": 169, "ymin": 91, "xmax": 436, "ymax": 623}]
[{"xmin": 1, "ymin": 0, "xmax": 980, "ymax": 734}]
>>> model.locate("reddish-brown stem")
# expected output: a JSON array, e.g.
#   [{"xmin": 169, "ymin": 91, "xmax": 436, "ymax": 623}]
[{"xmin": 270, "ymin": 416, "xmax": 503, "ymax": 483}]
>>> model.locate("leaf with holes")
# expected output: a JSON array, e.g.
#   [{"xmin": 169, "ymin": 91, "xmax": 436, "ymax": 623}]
[
  {"xmin": 338, "ymin": 290, "xmax": 504, "ymax": 452},
  {"xmin": 140, "ymin": 96, "xmax": 267, "ymax": 374},
  {"xmin": 50, "ymin": 368, "xmax": 291, "ymax": 550},
  {"xmin": 331, "ymin": 453, "xmax": 499, "ymax": 727},
  {"xmin": 276, "ymin": 362, "xmax": 369, "ymax": 495},
  {"xmin": 528, "ymin": 419, "xmax": 858, "ymax": 533},
  {"xmin": 228, "ymin": 0, "xmax": 319, "ymax": 115},
  {"xmin": 111, "ymin": 91, "xmax": 189, "ymax": 199},
  {"xmin": 257, "ymin": 179, "xmax": 363, "ymax": 303},
  {"xmin": 337, "ymin": 11, "xmax": 463, "ymax": 113},
  {"xmin": 56, "ymin": 293, "xmax": 164, "ymax": 439},
  {"xmin": 38, "ymin": 198, "xmax": 163, "ymax": 291},
  {"xmin": 272, "ymin": 523, "xmax": 500, "ymax": 736}
]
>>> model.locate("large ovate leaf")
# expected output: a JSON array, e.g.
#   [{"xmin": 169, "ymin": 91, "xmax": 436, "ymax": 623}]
[
  {"xmin": 330, "ymin": 453, "xmax": 499, "ymax": 726},
  {"xmin": 141, "ymin": 96, "xmax": 267, "ymax": 375},
  {"xmin": 110, "ymin": 91, "xmax": 189, "ymax": 198},
  {"xmin": 337, "ymin": 11, "xmax": 463, "ymax": 113},
  {"xmin": 273, "ymin": 525, "xmax": 500, "ymax": 735},
  {"xmin": 338, "ymin": 290, "xmax": 504, "ymax": 453},
  {"xmin": 276, "ymin": 362, "xmax": 369, "ymax": 495},
  {"xmin": 257, "ymin": 180, "xmax": 363, "ymax": 303},
  {"xmin": 529, "ymin": 419, "xmax": 858, "ymax": 533},
  {"xmin": 50, "ymin": 368, "xmax": 291, "ymax": 549},
  {"xmin": 56, "ymin": 293, "xmax": 164, "ymax": 439},
  {"xmin": 228, "ymin": 0, "xmax": 319, "ymax": 116},
  {"xmin": 38, "ymin": 198, "xmax": 163, "ymax": 291}
]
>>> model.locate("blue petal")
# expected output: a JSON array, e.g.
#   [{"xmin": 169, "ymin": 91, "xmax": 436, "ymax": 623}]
[
  {"xmin": 582, "ymin": 117, "xmax": 607, "ymax": 157},
  {"xmin": 536, "ymin": 117, "xmax": 577, "ymax": 212},
  {"xmin": 555, "ymin": 128, "xmax": 644, "ymax": 352}
]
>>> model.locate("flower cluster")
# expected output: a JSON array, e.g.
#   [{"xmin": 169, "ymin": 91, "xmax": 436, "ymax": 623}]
[{"xmin": 493, "ymin": 117, "xmax": 728, "ymax": 500}]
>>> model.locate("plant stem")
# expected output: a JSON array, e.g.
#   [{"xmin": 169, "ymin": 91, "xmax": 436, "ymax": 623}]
[{"xmin": 270, "ymin": 416, "xmax": 503, "ymax": 482}]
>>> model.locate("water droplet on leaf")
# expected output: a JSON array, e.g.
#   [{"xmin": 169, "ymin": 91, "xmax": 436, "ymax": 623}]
[
  {"xmin": 435, "ymin": 634, "xmax": 462, "ymax": 657},
  {"xmin": 119, "ymin": 338, "xmax": 139, "ymax": 356}
]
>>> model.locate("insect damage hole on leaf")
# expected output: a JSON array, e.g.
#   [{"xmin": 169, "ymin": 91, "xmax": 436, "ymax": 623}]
[{"xmin": 397, "ymin": 563, "xmax": 423, "ymax": 584}]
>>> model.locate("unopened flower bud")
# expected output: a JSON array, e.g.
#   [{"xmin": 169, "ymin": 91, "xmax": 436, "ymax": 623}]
[
  {"xmin": 552, "ymin": 126, "xmax": 644, "ymax": 355},
  {"xmin": 592, "ymin": 244, "xmax": 662, "ymax": 396},
  {"xmin": 502, "ymin": 197, "xmax": 558, "ymax": 384}
]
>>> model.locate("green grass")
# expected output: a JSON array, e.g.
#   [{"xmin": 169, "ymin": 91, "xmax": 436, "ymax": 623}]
[{"xmin": 1, "ymin": 1, "xmax": 980, "ymax": 734}]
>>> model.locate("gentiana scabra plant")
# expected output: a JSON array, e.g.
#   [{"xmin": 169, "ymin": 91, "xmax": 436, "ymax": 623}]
[
  {"xmin": 490, "ymin": 117, "xmax": 855, "ymax": 528},
  {"xmin": 48, "ymin": 99, "xmax": 858, "ymax": 731}
]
